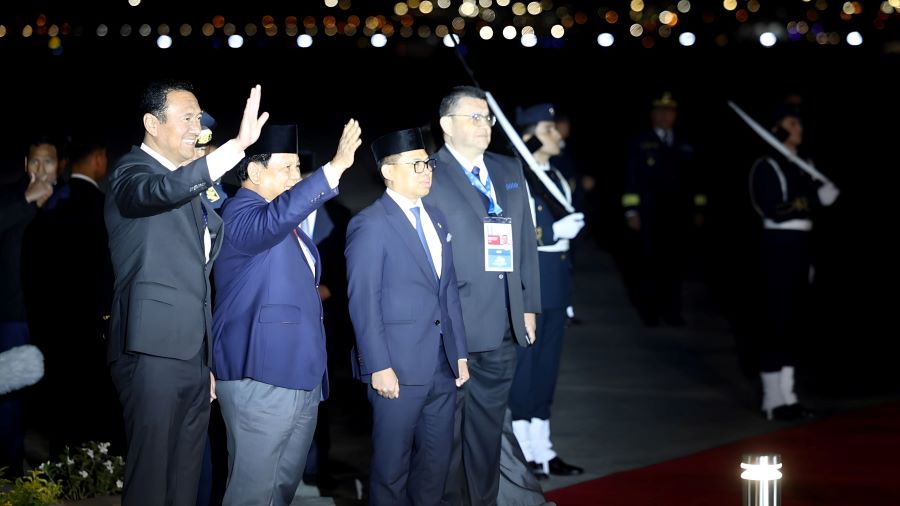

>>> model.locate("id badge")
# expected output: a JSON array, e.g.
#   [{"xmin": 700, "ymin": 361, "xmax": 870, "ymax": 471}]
[{"xmin": 483, "ymin": 217, "xmax": 513, "ymax": 272}]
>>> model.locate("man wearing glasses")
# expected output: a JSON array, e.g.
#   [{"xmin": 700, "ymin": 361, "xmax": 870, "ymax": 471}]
[
  {"xmin": 346, "ymin": 128, "xmax": 469, "ymax": 506},
  {"xmin": 424, "ymin": 86, "xmax": 541, "ymax": 506}
]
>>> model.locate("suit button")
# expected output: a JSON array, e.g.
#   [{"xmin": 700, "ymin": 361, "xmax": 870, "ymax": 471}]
[
  {"xmin": 434, "ymin": 320, "xmax": 440, "ymax": 326},
  {"xmin": 498, "ymin": 274, "xmax": 504, "ymax": 279},
  {"xmin": 561, "ymin": 254, "xmax": 566, "ymax": 260}
]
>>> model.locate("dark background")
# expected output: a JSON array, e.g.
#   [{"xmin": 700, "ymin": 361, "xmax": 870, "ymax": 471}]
[{"xmin": 3, "ymin": 0, "xmax": 898, "ymax": 389}]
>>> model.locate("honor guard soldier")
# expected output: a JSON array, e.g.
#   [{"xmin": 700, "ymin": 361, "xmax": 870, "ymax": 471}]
[
  {"xmin": 622, "ymin": 92, "xmax": 706, "ymax": 326},
  {"xmin": 749, "ymin": 104, "xmax": 838, "ymax": 420},
  {"xmin": 510, "ymin": 103, "xmax": 585, "ymax": 479}
]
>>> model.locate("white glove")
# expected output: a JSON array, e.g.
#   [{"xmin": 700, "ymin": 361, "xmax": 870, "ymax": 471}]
[
  {"xmin": 817, "ymin": 183, "xmax": 839, "ymax": 206},
  {"xmin": 552, "ymin": 212, "xmax": 585, "ymax": 240}
]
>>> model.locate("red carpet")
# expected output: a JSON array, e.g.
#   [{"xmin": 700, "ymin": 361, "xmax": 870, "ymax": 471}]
[{"xmin": 546, "ymin": 402, "xmax": 900, "ymax": 505}]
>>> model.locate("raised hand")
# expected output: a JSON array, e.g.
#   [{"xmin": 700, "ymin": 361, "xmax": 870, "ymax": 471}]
[
  {"xmin": 330, "ymin": 119, "xmax": 363, "ymax": 174},
  {"xmin": 25, "ymin": 172, "xmax": 53, "ymax": 208},
  {"xmin": 236, "ymin": 84, "xmax": 270, "ymax": 151}
]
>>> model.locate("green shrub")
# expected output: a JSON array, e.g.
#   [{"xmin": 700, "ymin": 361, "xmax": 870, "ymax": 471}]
[{"xmin": 0, "ymin": 469, "xmax": 61, "ymax": 506}]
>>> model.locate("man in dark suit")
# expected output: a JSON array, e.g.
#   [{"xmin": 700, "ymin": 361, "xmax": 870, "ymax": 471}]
[
  {"xmin": 49, "ymin": 134, "xmax": 122, "ymax": 454},
  {"xmin": 346, "ymin": 128, "xmax": 469, "ymax": 506},
  {"xmin": 211, "ymin": 120, "xmax": 361, "ymax": 505},
  {"xmin": 105, "ymin": 81, "xmax": 268, "ymax": 506},
  {"xmin": 423, "ymin": 86, "xmax": 541, "ymax": 506}
]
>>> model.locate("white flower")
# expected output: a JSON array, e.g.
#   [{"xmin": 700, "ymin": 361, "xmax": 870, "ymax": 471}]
[
  {"xmin": 38, "ymin": 463, "xmax": 46, "ymax": 471},
  {"xmin": 79, "ymin": 470, "xmax": 89, "ymax": 478},
  {"xmin": 99, "ymin": 442, "xmax": 110, "ymax": 454},
  {"xmin": 56, "ymin": 462, "xmax": 62, "ymax": 468},
  {"xmin": 67, "ymin": 457, "xmax": 75, "ymax": 465},
  {"xmin": 116, "ymin": 480, "xmax": 123, "ymax": 489},
  {"xmin": 85, "ymin": 449, "xmax": 95, "ymax": 458},
  {"xmin": 105, "ymin": 460, "xmax": 114, "ymax": 473}
]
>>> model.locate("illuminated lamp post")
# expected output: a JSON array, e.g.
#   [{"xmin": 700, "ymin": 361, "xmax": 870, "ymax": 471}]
[{"xmin": 741, "ymin": 454, "xmax": 782, "ymax": 506}]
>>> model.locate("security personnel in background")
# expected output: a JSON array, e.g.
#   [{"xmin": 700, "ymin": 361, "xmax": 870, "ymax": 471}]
[
  {"xmin": 195, "ymin": 111, "xmax": 229, "ymax": 211},
  {"xmin": 510, "ymin": 103, "xmax": 585, "ymax": 479},
  {"xmin": 622, "ymin": 92, "xmax": 706, "ymax": 326},
  {"xmin": 749, "ymin": 104, "xmax": 837, "ymax": 421}
]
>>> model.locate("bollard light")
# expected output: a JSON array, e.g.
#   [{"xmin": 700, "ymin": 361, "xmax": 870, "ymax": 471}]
[{"xmin": 741, "ymin": 454, "xmax": 782, "ymax": 506}]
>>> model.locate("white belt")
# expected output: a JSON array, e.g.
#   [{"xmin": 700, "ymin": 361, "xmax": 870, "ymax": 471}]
[
  {"xmin": 763, "ymin": 219, "xmax": 812, "ymax": 231},
  {"xmin": 538, "ymin": 239, "xmax": 570, "ymax": 253}
]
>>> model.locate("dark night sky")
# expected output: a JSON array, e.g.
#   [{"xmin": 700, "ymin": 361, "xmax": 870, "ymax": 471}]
[{"xmin": 3, "ymin": 1, "xmax": 899, "ymax": 375}]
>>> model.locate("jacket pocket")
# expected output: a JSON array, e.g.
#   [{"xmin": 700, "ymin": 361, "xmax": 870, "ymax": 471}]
[
  {"xmin": 258, "ymin": 304, "xmax": 302, "ymax": 324},
  {"xmin": 382, "ymin": 303, "xmax": 413, "ymax": 324},
  {"xmin": 129, "ymin": 282, "xmax": 177, "ymax": 350},
  {"xmin": 132, "ymin": 281, "xmax": 177, "ymax": 304}
]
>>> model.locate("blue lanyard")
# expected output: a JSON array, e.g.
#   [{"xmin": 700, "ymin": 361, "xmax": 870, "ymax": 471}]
[{"xmin": 461, "ymin": 166, "xmax": 503, "ymax": 215}]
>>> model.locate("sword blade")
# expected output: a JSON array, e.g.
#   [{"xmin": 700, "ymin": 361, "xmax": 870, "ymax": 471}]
[
  {"xmin": 727, "ymin": 100, "xmax": 833, "ymax": 186},
  {"xmin": 486, "ymin": 92, "xmax": 575, "ymax": 214}
]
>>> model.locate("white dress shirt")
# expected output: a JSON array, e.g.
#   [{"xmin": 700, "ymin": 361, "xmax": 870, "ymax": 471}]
[
  {"xmin": 385, "ymin": 188, "xmax": 442, "ymax": 278},
  {"xmin": 444, "ymin": 143, "xmax": 499, "ymax": 207}
]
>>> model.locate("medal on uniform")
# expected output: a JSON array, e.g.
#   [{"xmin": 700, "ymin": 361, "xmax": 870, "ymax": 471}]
[{"xmin": 206, "ymin": 186, "xmax": 220, "ymax": 202}]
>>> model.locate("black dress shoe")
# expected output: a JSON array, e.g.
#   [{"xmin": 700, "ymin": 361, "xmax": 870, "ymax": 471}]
[
  {"xmin": 764, "ymin": 404, "xmax": 817, "ymax": 421},
  {"xmin": 547, "ymin": 456, "xmax": 583, "ymax": 476},
  {"xmin": 528, "ymin": 461, "xmax": 549, "ymax": 480}
]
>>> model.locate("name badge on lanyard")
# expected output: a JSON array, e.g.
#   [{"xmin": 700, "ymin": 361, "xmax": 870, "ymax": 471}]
[{"xmin": 483, "ymin": 216, "xmax": 514, "ymax": 272}]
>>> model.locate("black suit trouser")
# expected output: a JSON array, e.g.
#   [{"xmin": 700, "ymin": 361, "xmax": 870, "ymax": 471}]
[
  {"xmin": 442, "ymin": 330, "xmax": 517, "ymax": 506},
  {"xmin": 110, "ymin": 346, "xmax": 210, "ymax": 506}
]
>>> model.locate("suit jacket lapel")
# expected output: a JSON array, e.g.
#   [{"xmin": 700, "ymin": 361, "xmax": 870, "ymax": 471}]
[
  {"xmin": 379, "ymin": 194, "xmax": 439, "ymax": 290},
  {"xmin": 190, "ymin": 197, "xmax": 207, "ymax": 253},
  {"xmin": 483, "ymin": 155, "xmax": 510, "ymax": 213},
  {"xmin": 437, "ymin": 146, "xmax": 491, "ymax": 220},
  {"xmin": 425, "ymin": 203, "xmax": 451, "ymax": 287},
  {"xmin": 204, "ymin": 200, "xmax": 224, "ymax": 262},
  {"xmin": 296, "ymin": 227, "xmax": 321, "ymax": 284}
]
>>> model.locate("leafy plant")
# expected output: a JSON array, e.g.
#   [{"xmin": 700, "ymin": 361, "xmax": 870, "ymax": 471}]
[
  {"xmin": 39, "ymin": 442, "xmax": 123, "ymax": 501},
  {"xmin": 0, "ymin": 468, "xmax": 61, "ymax": 506}
]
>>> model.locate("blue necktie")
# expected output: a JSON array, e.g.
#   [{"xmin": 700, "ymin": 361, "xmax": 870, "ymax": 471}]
[
  {"xmin": 411, "ymin": 207, "xmax": 439, "ymax": 281},
  {"xmin": 471, "ymin": 166, "xmax": 491, "ymax": 213}
]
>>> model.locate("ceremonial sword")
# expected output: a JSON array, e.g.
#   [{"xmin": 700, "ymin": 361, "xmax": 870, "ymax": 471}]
[{"xmin": 727, "ymin": 100, "xmax": 836, "ymax": 187}]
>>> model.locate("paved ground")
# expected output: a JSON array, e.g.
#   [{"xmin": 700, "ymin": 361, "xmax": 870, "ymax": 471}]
[
  {"xmin": 292, "ymin": 236, "xmax": 900, "ymax": 504},
  {"xmin": 23, "ymin": 237, "xmax": 897, "ymax": 505}
]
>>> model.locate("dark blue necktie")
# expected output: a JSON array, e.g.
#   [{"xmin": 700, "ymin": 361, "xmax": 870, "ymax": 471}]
[
  {"xmin": 471, "ymin": 166, "xmax": 491, "ymax": 213},
  {"xmin": 411, "ymin": 207, "xmax": 439, "ymax": 281}
]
